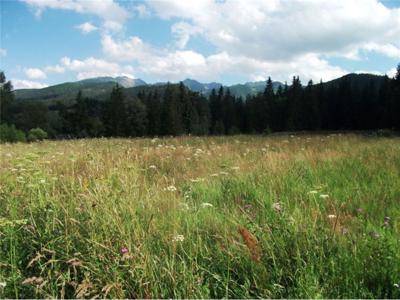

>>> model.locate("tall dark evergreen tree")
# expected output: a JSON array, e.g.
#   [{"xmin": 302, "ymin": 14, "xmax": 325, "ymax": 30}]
[
  {"xmin": 0, "ymin": 71, "xmax": 14, "ymax": 124},
  {"xmin": 103, "ymin": 84, "xmax": 127, "ymax": 137}
]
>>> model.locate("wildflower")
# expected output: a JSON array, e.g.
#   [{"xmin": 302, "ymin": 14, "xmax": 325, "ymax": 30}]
[
  {"xmin": 120, "ymin": 247, "xmax": 129, "ymax": 255},
  {"xmin": 22, "ymin": 276, "xmax": 44, "ymax": 286},
  {"xmin": 179, "ymin": 203, "xmax": 190, "ymax": 211},
  {"xmin": 172, "ymin": 234, "xmax": 185, "ymax": 242},
  {"xmin": 308, "ymin": 190, "xmax": 318, "ymax": 194},
  {"xmin": 319, "ymin": 194, "xmax": 329, "ymax": 199},
  {"xmin": 243, "ymin": 204, "xmax": 252, "ymax": 210},
  {"xmin": 190, "ymin": 178, "xmax": 204, "ymax": 183},
  {"xmin": 238, "ymin": 226, "xmax": 261, "ymax": 262},
  {"xmin": 272, "ymin": 202, "xmax": 282, "ymax": 212},
  {"xmin": 327, "ymin": 214, "xmax": 336, "ymax": 219},
  {"xmin": 165, "ymin": 185, "xmax": 177, "ymax": 192},
  {"xmin": 368, "ymin": 231, "xmax": 380, "ymax": 239},
  {"xmin": 383, "ymin": 216, "xmax": 391, "ymax": 227},
  {"xmin": 201, "ymin": 202, "xmax": 213, "ymax": 208}
]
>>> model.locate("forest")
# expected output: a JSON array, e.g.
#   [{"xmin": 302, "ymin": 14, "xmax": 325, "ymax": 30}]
[{"xmin": 1, "ymin": 64, "xmax": 400, "ymax": 142}]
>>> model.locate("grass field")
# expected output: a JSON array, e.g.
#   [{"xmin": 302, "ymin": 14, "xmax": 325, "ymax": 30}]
[{"xmin": 1, "ymin": 134, "xmax": 399, "ymax": 298}]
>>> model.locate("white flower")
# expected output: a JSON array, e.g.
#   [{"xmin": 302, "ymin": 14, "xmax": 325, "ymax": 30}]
[
  {"xmin": 0, "ymin": 281, "xmax": 6, "ymax": 288},
  {"xmin": 172, "ymin": 234, "xmax": 185, "ymax": 242},
  {"xmin": 308, "ymin": 190, "xmax": 318, "ymax": 194},
  {"xmin": 190, "ymin": 178, "xmax": 204, "ymax": 183},
  {"xmin": 179, "ymin": 203, "xmax": 190, "ymax": 211},
  {"xmin": 319, "ymin": 194, "xmax": 329, "ymax": 199},
  {"xmin": 272, "ymin": 202, "xmax": 282, "ymax": 212},
  {"xmin": 201, "ymin": 202, "xmax": 213, "ymax": 208},
  {"xmin": 328, "ymin": 214, "xmax": 336, "ymax": 219},
  {"xmin": 165, "ymin": 185, "xmax": 177, "ymax": 192}
]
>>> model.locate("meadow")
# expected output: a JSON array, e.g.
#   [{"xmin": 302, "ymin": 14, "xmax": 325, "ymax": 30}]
[{"xmin": 0, "ymin": 134, "xmax": 399, "ymax": 298}]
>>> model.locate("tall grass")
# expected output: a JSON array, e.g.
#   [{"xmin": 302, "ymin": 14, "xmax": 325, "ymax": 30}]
[{"xmin": 1, "ymin": 134, "xmax": 399, "ymax": 298}]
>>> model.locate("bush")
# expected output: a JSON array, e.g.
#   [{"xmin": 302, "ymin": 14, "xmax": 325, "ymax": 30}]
[
  {"xmin": 0, "ymin": 123, "xmax": 26, "ymax": 143},
  {"xmin": 27, "ymin": 127, "xmax": 48, "ymax": 142}
]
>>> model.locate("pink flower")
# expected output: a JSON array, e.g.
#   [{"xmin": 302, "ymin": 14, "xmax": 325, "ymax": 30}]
[{"xmin": 120, "ymin": 247, "xmax": 129, "ymax": 255}]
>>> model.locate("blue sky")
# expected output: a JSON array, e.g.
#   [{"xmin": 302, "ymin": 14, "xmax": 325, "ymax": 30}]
[{"xmin": 1, "ymin": 0, "xmax": 399, "ymax": 89}]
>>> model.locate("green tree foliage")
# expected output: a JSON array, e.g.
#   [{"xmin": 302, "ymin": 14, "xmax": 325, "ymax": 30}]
[
  {"xmin": 27, "ymin": 127, "xmax": 48, "ymax": 142},
  {"xmin": 103, "ymin": 84, "xmax": 127, "ymax": 137},
  {"xmin": 2, "ymin": 63, "xmax": 400, "ymax": 140},
  {"xmin": 0, "ymin": 71, "xmax": 15, "ymax": 124},
  {"xmin": 126, "ymin": 99, "xmax": 148, "ymax": 137},
  {"xmin": 0, "ymin": 123, "xmax": 26, "ymax": 143}
]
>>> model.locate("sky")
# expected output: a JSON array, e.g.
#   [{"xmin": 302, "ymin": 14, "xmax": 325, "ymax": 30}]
[{"xmin": 1, "ymin": 0, "xmax": 400, "ymax": 89}]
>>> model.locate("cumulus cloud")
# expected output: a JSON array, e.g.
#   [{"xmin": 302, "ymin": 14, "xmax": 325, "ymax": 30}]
[
  {"xmin": 171, "ymin": 22, "xmax": 202, "ymax": 49},
  {"xmin": 44, "ymin": 64, "xmax": 65, "ymax": 73},
  {"xmin": 146, "ymin": 0, "xmax": 400, "ymax": 61},
  {"xmin": 60, "ymin": 56, "xmax": 134, "ymax": 80},
  {"xmin": 133, "ymin": 4, "xmax": 151, "ymax": 18},
  {"xmin": 387, "ymin": 67, "xmax": 397, "ymax": 78},
  {"xmin": 12, "ymin": 79, "xmax": 48, "ymax": 89},
  {"xmin": 22, "ymin": 0, "xmax": 128, "ymax": 32},
  {"xmin": 101, "ymin": 34, "xmax": 347, "ymax": 82},
  {"xmin": 75, "ymin": 22, "xmax": 97, "ymax": 34},
  {"xmin": 0, "ymin": 48, "xmax": 6, "ymax": 57},
  {"xmin": 24, "ymin": 68, "xmax": 47, "ymax": 79}
]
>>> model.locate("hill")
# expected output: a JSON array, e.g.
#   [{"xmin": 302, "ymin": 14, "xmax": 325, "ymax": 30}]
[{"xmin": 13, "ymin": 73, "xmax": 388, "ymax": 104}]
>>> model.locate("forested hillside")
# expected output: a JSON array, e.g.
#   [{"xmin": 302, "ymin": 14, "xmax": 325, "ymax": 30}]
[{"xmin": 1, "ymin": 65, "xmax": 399, "ymax": 141}]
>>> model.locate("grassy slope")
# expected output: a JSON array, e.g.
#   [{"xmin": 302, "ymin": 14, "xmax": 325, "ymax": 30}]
[{"xmin": 0, "ymin": 134, "xmax": 399, "ymax": 298}]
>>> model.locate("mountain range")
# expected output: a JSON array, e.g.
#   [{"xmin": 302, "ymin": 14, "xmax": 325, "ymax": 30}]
[
  {"xmin": 14, "ymin": 76, "xmax": 284, "ymax": 102},
  {"xmin": 13, "ymin": 73, "xmax": 387, "ymax": 103}
]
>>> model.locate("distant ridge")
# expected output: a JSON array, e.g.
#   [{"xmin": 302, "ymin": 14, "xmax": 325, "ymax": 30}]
[{"xmin": 13, "ymin": 73, "xmax": 387, "ymax": 103}]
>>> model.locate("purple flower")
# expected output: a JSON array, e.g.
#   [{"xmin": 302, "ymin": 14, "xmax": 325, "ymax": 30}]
[
  {"xmin": 243, "ymin": 204, "xmax": 252, "ymax": 210},
  {"xmin": 368, "ymin": 231, "xmax": 380, "ymax": 239},
  {"xmin": 383, "ymin": 216, "xmax": 391, "ymax": 227},
  {"xmin": 120, "ymin": 247, "xmax": 129, "ymax": 255}
]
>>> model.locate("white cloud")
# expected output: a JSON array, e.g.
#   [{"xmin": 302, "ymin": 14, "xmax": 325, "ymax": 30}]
[
  {"xmin": 171, "ymin": 22, "xmax": 202, "ymax": 49},
  {"xmin": 133, "ymin": 4, "xmax": 151, "ymax": 18},
  {"xmin": 23, "ymin": 0, "xmax": 128, "ymax": 32},
  {"xmin": 0, "ymin": 48, "xmax": 6, "ymax": 57},
  {"xmin": 362, "ymin": 43, "xmax": 400, "ymax": 59},
  {"xmin": 24, "ymin": 68, "xmax": 47, "ymax": 79},
  {"xmin": 387, "ymin": 67, "xmax": 397, "ymax": 78},
  {"xmin": 102, "ymin": 33, "xmax": 347, "ymax": 82},
  {"xmin": 146, "ymin": 0, "xmax": 400, "ymax": 61},
  {"xmin": 75, "ymin": 22, "xmax": 97, "ymax": 34},
  {"xmin": 12, "ymin": 79, "xmax": 48, "ymax": 89},
  {"xmin": 44, "ymin": 64, "xmax": 65, "ymax": 73},
  {"xmin": 60, "ymin": 56, "xmax": 134, "ymax": 80}
]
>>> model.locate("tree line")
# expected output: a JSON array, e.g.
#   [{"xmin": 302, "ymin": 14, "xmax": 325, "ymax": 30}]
[{"xmin": 1, "ymin": 65, "xmax": 399, "ymax": 142}]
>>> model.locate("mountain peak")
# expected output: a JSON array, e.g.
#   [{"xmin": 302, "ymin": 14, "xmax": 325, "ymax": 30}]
[{"xmin": 80, "ymin": 76, "xmax": 147, "ymax": 88}]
